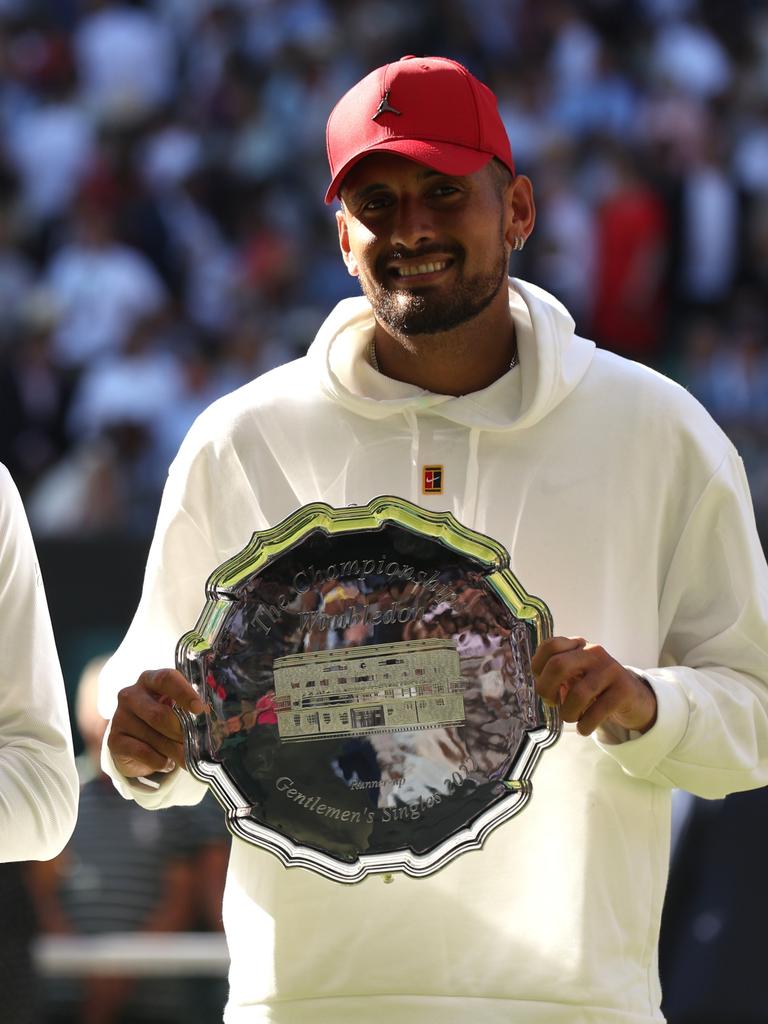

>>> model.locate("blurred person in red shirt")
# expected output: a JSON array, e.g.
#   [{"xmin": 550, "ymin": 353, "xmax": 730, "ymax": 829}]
[{"xmin": 590, "ymin": 147, "xmax": 669, "ymax": 364}]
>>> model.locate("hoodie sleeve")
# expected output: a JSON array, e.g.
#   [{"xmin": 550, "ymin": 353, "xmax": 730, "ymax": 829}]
[
  {"xmin": 596, "ymin": 449, "xmax": 768, "ymax": 797},
  {"xmin": 98, "ymin": 431, "xmax": 221, "ymax": 809},
  {"xmin": 0, "ymin": 466, "xmax": 79, "ymax": 861}
]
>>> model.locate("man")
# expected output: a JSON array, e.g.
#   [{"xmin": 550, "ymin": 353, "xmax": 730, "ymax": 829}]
[{"xmin": 101, "ymin": 56, "xmax": 768, "ymax": 1023}]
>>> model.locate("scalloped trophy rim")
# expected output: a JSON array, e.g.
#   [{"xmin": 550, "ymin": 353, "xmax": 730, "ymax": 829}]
[{"xmin": 175, "ymin": 495, "xmax": 559, "ymax": 883}]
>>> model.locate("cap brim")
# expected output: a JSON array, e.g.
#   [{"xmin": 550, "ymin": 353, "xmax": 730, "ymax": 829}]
[{"xmin": 325, "ymin": 139, "xmax": 494, "ymax": 204}]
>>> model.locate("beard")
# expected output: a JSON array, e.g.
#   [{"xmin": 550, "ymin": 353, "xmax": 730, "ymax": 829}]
[{"xmin": 357, "ymin": 231, "xmax": 509, "ymax": 338}]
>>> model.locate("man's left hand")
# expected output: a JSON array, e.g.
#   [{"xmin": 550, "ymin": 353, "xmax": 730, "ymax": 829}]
[{"xmin": 532, "ymin": 636, "xmax": 657, "ymax": 736}]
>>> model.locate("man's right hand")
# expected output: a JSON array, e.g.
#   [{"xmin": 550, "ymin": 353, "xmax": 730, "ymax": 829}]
[{"xmin": 107, "ymin": 668, "xmax": 204, "ymax": 779}]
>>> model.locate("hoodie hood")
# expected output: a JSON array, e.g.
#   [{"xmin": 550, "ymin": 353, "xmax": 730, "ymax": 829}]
[{"xmin": 307, "ymin": 278, "xmax": 595, "ymax": 432}]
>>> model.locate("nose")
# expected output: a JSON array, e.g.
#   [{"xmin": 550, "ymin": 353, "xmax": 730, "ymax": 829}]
[{"xmin": 390, "ymin": 196, "xmax": 436, "ymax": 251}]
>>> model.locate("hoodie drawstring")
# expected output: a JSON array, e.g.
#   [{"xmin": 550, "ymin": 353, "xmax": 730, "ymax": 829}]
[
  {"xmin": 463, "ymin": 427, "xmax": 480, "ymax": 526},
  {"xmin": 403, "ymin": 410, "xmax": 420, "ymax": 503}
]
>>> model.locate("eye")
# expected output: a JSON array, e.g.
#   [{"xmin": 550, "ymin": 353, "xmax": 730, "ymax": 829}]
[
  {"xmin": 360, "ymin": 194, "xmax": 393, "ymax": 213},
  {"xmin": 431, "ymin": 184, "xmax": 460, "ymax": 197}
]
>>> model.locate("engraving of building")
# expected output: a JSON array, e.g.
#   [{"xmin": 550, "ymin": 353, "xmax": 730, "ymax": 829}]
[{"xmin": 273, "ymin": 638, "xmax": 466, "ymax": 741}]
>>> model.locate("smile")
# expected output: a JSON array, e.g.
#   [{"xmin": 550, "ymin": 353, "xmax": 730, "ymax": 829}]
[{"xmin": 391, "ymin": 260, "xmax": 450, "ymax": 279}]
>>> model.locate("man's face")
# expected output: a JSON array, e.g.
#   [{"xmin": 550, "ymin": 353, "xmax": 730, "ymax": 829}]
[{"xmin": 337, "ymin": 154, "xmax": 512, "ymax": 339}]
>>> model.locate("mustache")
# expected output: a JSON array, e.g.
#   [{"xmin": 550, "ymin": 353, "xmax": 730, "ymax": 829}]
[{"xmin": 376, "ymin": 244, "xmax": 463, "ymax": 275}]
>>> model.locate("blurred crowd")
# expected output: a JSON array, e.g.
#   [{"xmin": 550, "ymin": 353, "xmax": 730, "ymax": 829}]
[{"xmin": 0, "ymin": 0, "xmax": 766, "ymax": 539}]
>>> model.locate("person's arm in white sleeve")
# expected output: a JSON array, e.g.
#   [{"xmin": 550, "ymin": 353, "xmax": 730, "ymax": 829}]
[
  {"xmin": 535, "ymin": 449, "xmax": 768, "ymax": 798},
  {"xmin": 0, "ymin": 464, "xmax": 78, "ymax": 861},
  {"xmin": 598, "ymin": 450, "xmax": 768, "ymax": 796},
  {"xmin": 98, "ymin": 418, "xmax": 239, "ymax": 810}
]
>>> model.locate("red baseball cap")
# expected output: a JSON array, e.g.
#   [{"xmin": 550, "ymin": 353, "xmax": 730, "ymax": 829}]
[{"xmin": 325, "ymin": 55, "xmax": 515, "ymax": 204}]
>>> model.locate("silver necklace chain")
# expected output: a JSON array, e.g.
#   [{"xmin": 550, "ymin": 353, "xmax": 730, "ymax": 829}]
[{"xmin": 369, "ymin": 338, "xmax": 518, "ymax": 373}]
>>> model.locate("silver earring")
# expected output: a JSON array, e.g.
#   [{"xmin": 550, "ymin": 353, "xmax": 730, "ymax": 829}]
[{"xmin": 513, "ymin": 235, "xmax": 525, "ymax": 252}]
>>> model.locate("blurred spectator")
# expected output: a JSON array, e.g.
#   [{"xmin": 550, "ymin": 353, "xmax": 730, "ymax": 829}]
[
  {"xmin": 666, "ymin": 124, "xmax": 745, "ymax": 320},
  {"xmin": 528, "ymin": 143, "xmax": 596, "ymax": 327},
  {"xmin": 497, "ymin": 66, "xmax": 560, "ymax": 173},
  {"xmin": 680, "ymin": 312, "xmax": 768, "ymax": 430},
  {"xmin": 45, "ymin": 193, "xmax": 167, "ymax": 369},
  {"xmin": 590, "ymin": 147, "xmax": 669, "ymax": 362},
  {"xmin": 650, "ymin": 13, "xmax": 733, "ymax": 98},
  {"xmin": 5, "ymin": 29, "xmax": 94, "ymax": 228},
  {"xmin": 676, "ymin": 305, "xmax": 768, "ymax": 539},
  {"xmin": 241, "ymin": 0, "xmax": 337, "ymax": 66},
  {"xmin": 560, "ymin": 41, "xmax": 638, "ymax": 142},
  {"xmin": 82, "ymin": 122, "xmax": 179, "ymax": 289},
  {"xmin": 732, "ymin": 100, "xmax": 768, "ymax": 195},
  {"xmin": 233, "ymin": 192, "xmax": 302, "ymax": 307},
  {"xmin": 545, "ymin": 1, "xmax": 602, "ymax": 91},
  {"xmin": 638, "ymin": 79, "xmax": 710, "ymax": 176},
  {"xmin": 26, "ymin": 425, "xmax": 157, "ymax": 536},
  {"xmin": 0, "ymin": 289, "xmax": 74, "ymax": 493},
  {"xmin": 139, "ymin": 124, "xmax": 238, "ymax": 331},
  {"xmin": 174, "ymin": 2, "xmax": 244, "ymax": 113},
  {"xmin": 74, "ymin": 0, "xmax": 177, "ymax": 122},
  {"xmin": 66, "ymin": 313, "xmax": 183, "ymax": 442},
  {"xmin": 0, "ymin": 164, "xmax": 36, "ymax": 348}
]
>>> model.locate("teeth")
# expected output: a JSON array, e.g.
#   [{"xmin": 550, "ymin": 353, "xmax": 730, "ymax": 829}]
[{"xmin": 397, "ymin": 261, "xmax": 447, "ymax": 278}]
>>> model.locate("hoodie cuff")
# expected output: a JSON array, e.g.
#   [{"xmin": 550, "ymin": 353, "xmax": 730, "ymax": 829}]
[
  {"xmin": 100, "ymin": 719, "xmax": 183, "ymax": 808},
  {"xmin": 593, "ymin": 667, "xmax": 690, "ymax": 779}
]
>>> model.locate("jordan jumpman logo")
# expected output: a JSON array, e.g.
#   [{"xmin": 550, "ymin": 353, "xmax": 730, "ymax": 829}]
[{"xmin": 372, "ymin": 89, "xmax": 402, "ymax": 121}]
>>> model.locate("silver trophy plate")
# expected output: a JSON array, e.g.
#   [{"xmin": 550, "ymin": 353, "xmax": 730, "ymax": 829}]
[{"xmin": 176, "ymin": 496, "xmax": 558, "ymax": 883}]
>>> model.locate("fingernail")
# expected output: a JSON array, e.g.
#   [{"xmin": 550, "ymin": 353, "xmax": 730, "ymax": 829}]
[
  {"xmin": 191, "ymin": 699, "xmax": 204, "ymax": 715},
  {"xmin": 160, "ymin": 759, "xmax": 176, "ymax": 773}
]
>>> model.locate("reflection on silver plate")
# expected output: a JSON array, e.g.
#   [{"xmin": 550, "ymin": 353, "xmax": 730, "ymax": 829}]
[{"xmin": 175, "ymin": 496, "xmax": 559, "ymax": 883}]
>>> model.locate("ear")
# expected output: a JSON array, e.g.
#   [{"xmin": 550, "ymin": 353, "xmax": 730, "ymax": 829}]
[
  {"xmin": 503, "ymin": 175, "xmax": 536, "ymax": 249},
  {"xmin": 336, "ymin": 207, "xmax": 360, "ymax": 277}
]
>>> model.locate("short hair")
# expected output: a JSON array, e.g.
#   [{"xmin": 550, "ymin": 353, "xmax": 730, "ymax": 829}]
[{"xmin": 489, "ymin": 158, "xmax": 513, "ymax": 196}]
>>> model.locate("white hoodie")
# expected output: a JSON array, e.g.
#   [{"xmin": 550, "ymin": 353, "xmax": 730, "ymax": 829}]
[
  {"xmin": 101, "ymin": 280, "xmax": 768, "ymax": 1023},
  {"xmin": 0, "ymin": 464, "xmax": 78, "ymax": 861}
]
